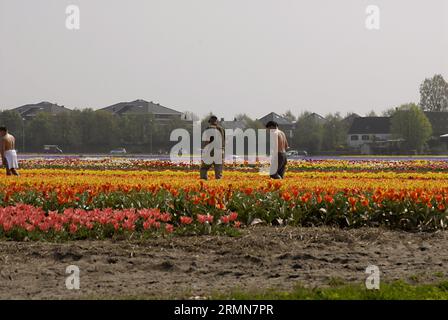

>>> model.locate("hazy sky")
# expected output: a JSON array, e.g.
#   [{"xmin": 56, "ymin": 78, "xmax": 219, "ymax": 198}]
[{"xmin": 1, "ymin": 0, "xmax": 447, "ymax": 119}]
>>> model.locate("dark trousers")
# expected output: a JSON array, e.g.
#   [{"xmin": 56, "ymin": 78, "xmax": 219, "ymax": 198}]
[
  {"xmin": 2, "ymin": 158, "xmax": 11, "ymax": 175},
  {"xmin": 270, "ymin": 152, "xmax": 287, "ymax": 179},
  {"xmin": 200, "ymin": 163, "xmax": 223, "ymax": 180}
]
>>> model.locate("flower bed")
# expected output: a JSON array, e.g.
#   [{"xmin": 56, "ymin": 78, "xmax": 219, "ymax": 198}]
[
  {"xmin": 1, "ymin": 160, "xmax": 448, "ymax": 238},
  {"xmin": 18, "ymin": 158, "xmax": 448, "ymax": 173},
  {"xmin": 0, "ymin": 204, "xmax": 240, "ymax": 241}
]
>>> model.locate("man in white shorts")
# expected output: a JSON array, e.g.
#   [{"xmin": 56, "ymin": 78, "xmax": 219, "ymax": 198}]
[{"xmin": 0, "ymin": 126, "xmax": 19, "ymax": 176}]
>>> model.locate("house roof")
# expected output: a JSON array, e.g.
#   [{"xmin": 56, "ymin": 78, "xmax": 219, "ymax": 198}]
[
  {"xmin": 343, "ymin": 113, "xmax": 361, "ymax": 121},
  {"xmin": 348, "ymin": 117, "xmax": 391, "ymax": 134},
  {"xmin": 424, "ymin": 111, "xmax": 448, "ymax": 136},
  {"xmin": 101, "ymin": 99, "xmax": 182, "ymax": 115},
  {"xmin": 258, "ymin": 112, "xmax": 293, "ymax": 126},
  {"xmin": 12, "ymin": 101, "xmax": 71, "ymax": 117}
]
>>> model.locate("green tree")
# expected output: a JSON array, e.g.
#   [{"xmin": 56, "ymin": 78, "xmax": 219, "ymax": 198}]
[
  {"xmin": 419, "ymin": 74, "xmax": 448, "ymax": 112},
  {"xmin": 293, "ymin": 112, "xmax": 324, "ymax": 153},
  {"xmin": 72, "ymin": 109, "xmax": 98, "ymax": 151},
  {"xmin": 26, "ymin": 113, "xmax": 55, "ymax": 151},
  {"xmin": 321, "ymin": 113, "xmax": 348, "ymax": 151},
  {"xmin": 153, "ymin": 116, "xmax": 192, "ymax": 154},
  {"xmin": 235, "ymin": 113, "xmax": 264, "ymax": 129},
  {"xmin": 70, "ymin": 109, "xmax": 119, "ymax": 152},
  {"xmin": 0, "ymin": 110, "xmax": 23, "ymax": 134},
  {"xmin": 53, "ymin": 112, "xmax": 81, "ymax": 150},
  {"xmin": 382, "ymin": 108, "xmax": 397, "ymax": 116},
  {"xmin": 391, "ymin": 103, "xmax": 432, "ymax": 153},
  {"xmin": 90, "ymin": 111, "xmax": 120, "ymax": 151},
  {"xmin": 0, "ymin": 111, "xmax": 24, "ymax": 150},
  {"xmin": 282, "ymin": 110, "xmax": 297, "ymax": 123}
]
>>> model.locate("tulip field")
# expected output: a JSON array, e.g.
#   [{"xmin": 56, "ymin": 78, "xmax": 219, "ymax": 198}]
[
  {"xmin": 3, "ymin": 157, "xmax": 448, "ymax": 300},
  {"xmin": 1, "ymin": 158, "xmax": 448, "ymax": 241}
]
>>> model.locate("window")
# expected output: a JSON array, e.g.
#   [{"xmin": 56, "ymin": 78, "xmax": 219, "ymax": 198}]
[
  {"xmin": 351, "ymin": 135, "xmax": 359, "ymax": 141},
  {"xmin": 362, "ymin": 135, "xmax": 370, "ymax": 141}
]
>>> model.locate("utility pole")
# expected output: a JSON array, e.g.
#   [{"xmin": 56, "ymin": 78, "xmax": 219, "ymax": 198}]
[
  {"xmin": 22, "ymin": 118, "xmax": 26, "ymax": 153},
  {"xmin": 150, "ymin": 118, "xmax": 153, "ymax": 155}
]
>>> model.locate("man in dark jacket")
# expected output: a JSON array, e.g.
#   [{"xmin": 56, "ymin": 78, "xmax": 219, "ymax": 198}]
[{"xmin": 200, "ymin": 116, "xmax": 225, "ymax": 180}]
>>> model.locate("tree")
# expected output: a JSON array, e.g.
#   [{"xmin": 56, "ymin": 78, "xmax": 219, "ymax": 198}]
[
  {"xmin": 201, "ymin": 112, "xmax": 215, "ymax": 129},
  {"xmin": 0, "ymin": 111, "xmax": 25, "ymax": 151},
  {"xmin": 72, "ymin": 109, "xmax": 98, "ymax": 151},
  {"xmin": 282, "ymin": 110, "xmax": 297, "ymax": 123},
  {"xmin": 382, "ymin": 107, "xmax": 397, "ymax": 117},
  {"xmin": 70, "ymin": 109, "xmax": 119, "ymax": 152},
  {"xmin": 293, "ymin": 112, "xmax": 324, "ymax": 153},
  {"xmin": 391, "ymin": 103, "xmax": 432, "ymax": 153},
  {"xmin": 152, "ymin": 115, "xmax": 190, "ymax": 154},
  {"xmin": 26, "ymin": 113, "xmax": 55, "ymax": 151},
  {"xmin": 0, "ymin": 111, "xmax": 23, "ymax": 134},
  {"xmin": 0, "ymin": 108, "xmax": 196, "ymax": 153},
  {"xmin": 90, "ymin": 111, "xmax": 120, "ymax": 150},
  {"xmin": 321, "ymin": 113, "xmax": 348, "ymax": 151},
  {"xmin": 235, "ymin": 113, "xmax": 264, "ymax": 129},
  {"xmin": 53, "ymin": 112, "xmax": 81, "ymax": 150},
  {"xmin": 366, "ymin": 110, "xmax": 377, "ymax": 117},
  {"xmin": 419, "ymin": 74, "xmax": 448, "ymax": 112}
]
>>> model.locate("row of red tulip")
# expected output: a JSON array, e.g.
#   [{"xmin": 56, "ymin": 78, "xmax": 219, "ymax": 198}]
[{"xmin": 0, "ymin": 204, "xmax": 240, "ymax": 239}]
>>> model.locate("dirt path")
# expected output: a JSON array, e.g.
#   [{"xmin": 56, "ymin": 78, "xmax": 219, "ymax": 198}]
[{"xmin": 0, "ymin": 226, "xmax": 447, "ymax": 299}]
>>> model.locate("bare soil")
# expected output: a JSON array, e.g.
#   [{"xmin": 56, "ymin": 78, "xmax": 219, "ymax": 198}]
[{"xmin": 1, "ymin": 226, "xmax": 447, "ymax": 299}]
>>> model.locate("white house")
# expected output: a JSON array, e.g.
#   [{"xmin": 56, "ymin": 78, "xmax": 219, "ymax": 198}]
[{"xmin": 347, "ymin": 117, "xmax": 392, "ymax": 150}]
